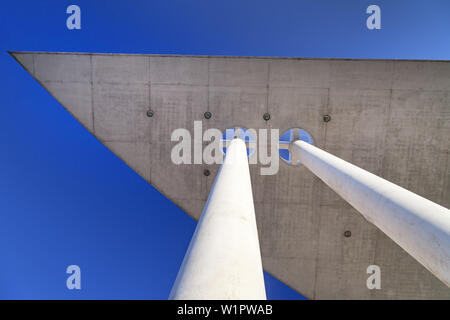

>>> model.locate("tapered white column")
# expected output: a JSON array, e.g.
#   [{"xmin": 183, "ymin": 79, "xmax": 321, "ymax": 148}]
[
  {"xmin": 169, "ymin": 138, "xmax": 266, "ymax": 300},
  {"xmin": 291, "ymin": 140, "xmax": 450, "ymax": 287}
]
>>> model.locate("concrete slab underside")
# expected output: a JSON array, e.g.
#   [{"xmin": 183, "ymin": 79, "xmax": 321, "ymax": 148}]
[{"xmin": 11, "ymin": 52, "xmax": 450, "ymax": 299}]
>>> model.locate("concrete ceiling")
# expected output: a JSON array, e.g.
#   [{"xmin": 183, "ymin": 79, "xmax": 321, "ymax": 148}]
[{"xmin": 11, "ymin": 51, "xmax": 450, "ymax": 299}]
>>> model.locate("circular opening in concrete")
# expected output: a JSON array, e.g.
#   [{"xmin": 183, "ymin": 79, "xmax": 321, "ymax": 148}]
[
  {"xmin": 221, "ymin": 127, "xmax": 256, "ymax": 157},
  {"xmin": 279, "ymin": 128, "xmax": 314, "ymax": 165}
]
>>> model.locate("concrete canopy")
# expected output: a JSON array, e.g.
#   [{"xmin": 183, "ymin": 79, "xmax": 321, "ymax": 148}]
[{"xmin": 11, "ymin": 51, "xmax": 450, "ymax": 299}]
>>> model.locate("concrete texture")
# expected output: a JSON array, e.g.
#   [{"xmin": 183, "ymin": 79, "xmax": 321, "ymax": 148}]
[{"xmin": 11, "ymin": 52, "xmax": 450, "ymax": 299}]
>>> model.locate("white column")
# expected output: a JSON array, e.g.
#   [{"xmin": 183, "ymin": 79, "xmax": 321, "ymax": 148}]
[
  {"xmin": 291, "ymin": 140, "xmax": 450, "ymax": 287},
  {"xmin": 169, "ymin": 138, "xmax": 266, "ymax": 300}
]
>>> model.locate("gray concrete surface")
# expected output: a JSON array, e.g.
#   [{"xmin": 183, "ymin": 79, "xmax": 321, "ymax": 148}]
[{"xmin": 11, "ymin": 52, "xmax": 450, "ymax": 299}]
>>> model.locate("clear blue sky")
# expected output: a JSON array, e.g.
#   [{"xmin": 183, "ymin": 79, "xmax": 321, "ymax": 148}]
[{"xmin": 0, "ymin": 0, "xmax": 449, "ymax": 299}]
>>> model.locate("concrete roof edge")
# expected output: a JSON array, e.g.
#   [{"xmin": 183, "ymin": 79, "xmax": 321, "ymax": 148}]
[{"xmin": 7, "ymin": 50, "xmax": 450, "ymax": 63}]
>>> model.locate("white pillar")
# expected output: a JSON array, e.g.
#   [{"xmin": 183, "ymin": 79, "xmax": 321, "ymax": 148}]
[
  {"xmin": 291, "ymin": 140, "xmax": 450, "ymax": 287},
  {"xmin": 169, "ymin": 138, "xmax": 266, "ymax": 300}
]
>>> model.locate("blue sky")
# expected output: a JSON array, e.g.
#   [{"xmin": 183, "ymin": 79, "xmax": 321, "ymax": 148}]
[{"xmin": 0, "ymin": 0, "xmax": 449, "ymax": 299}]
